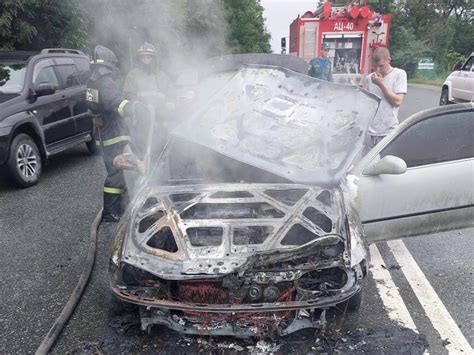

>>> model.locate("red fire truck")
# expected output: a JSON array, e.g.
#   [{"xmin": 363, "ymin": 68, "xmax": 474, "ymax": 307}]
[{"xmin": 289, "ymin": 0, "xmax": 391, "ymax": 84}]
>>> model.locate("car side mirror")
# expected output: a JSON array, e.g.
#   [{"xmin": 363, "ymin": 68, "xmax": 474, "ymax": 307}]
[
  {"xmin": 363, "ymin": 155, "xmax": 407, "ymax": 176},
  {"xmin": 452, "ymin": 63, "xmax": 462, "ymax": 71},
  {"xmin": 35, "ymin": 82, "xmax": 56, "ymax": 97}
]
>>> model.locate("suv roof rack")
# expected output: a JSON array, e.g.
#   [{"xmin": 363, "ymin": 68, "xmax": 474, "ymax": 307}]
[{"xmin": 40, "ymin": 48, "xmax": 86, "ymax": 56}]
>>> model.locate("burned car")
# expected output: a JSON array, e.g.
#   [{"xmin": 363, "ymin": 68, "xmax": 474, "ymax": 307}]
[{"xmin": 109, "ymin": 58, "xmax": 474, "ymax": 337}]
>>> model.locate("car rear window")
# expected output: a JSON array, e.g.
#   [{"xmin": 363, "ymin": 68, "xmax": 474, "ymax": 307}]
[{"xmin": 0, "ymin": 62, "xmax": 26, "ymax": 94}]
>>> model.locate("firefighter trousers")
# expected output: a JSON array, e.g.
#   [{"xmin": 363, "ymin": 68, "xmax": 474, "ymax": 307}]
[{"xmin": 102, "ymin": 141, "xmax": 129, "ymax": 219}]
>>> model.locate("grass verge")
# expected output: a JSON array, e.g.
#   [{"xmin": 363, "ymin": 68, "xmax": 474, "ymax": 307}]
[{"xmin": 408, "ymin": 71, "xmax": 449, "ymax": 87}]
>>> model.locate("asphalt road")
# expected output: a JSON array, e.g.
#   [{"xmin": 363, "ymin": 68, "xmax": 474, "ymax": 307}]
[{"xmin": 0, "ymin": 84, "xmax": 472, "ymax": 354}]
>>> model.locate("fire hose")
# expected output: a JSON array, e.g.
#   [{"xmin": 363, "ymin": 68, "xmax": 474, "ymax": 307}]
[
  {"xmin": 35, "ymin": 103, "xmax": 158, "ymax": 354},
  {"xmin": 35, "ymin": 208, "xmax": 103, "ymax": 355}
]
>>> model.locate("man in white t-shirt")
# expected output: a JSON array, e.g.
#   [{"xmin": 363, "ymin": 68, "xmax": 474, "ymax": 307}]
[{"xmin": 364, "ymin": 47, "xmax": 407, "ymax": 149}]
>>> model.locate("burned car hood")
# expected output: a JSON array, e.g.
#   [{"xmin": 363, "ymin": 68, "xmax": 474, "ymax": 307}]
[
  {"xmin": 119, "ymin": 184, "xmax": 347, "ymax": 280},
  {"xmin": 173, "ymin": 65, "xmax": 380, "ymax": 185}
]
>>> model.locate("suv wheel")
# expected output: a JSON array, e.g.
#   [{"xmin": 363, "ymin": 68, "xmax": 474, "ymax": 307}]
[
  {"xmin": 439, "ymin": 87, "xmax": 450, "ymax": 106},
  {"xmin": 7, "ymin": 133, "xmax": 42, "ymax": 187}
]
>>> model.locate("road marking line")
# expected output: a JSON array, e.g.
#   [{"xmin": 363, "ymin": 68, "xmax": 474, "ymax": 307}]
[
  {"xmin": 369, "ymin": 244, "xmax": 417, "ymax": 331},
  {"xmin": 388, "ymin": 239, "xmax": 473, "ymax": 353}
]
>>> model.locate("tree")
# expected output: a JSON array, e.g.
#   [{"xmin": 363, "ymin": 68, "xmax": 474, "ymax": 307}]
[
  {"xmin": 366, "ymin": 0, "xmax": 394, "ymax": 14},
  {"xmin": 81, "ymin": 0, "xmax": 271, "ymax": 73},
  {"xmin": 384, "ymin": 0, "xmax": 473, "ymax": 74},
  {"xmin": 1, "ymin": 0, "xmax": 271, "ymax": 68},
  {"xmin": 222, "ymin": 0, "xmax": 271, "ymax": 53},
  {"xmin": 0, "ymin": 0, "xmax": 39, "ymax": 50},
  {"xmin": 431, "ymin": 0, "xmax": 474, "ymax": 19},
  {"xmin": 0, "ymin": 0, "xmax": 87, "ymax": 50},
  {"xmin": 390, "ymin": 26, "xmax": 431, "ymax": 77}
]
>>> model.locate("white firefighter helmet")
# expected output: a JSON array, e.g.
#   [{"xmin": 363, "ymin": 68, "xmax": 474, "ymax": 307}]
[
  {"xmin": 91, "ymin": 45, "xmax": 119, "ymax": 71},
  {"xmin": 137, "ymin": 42, "xmax": 157, "ymax": 57}
]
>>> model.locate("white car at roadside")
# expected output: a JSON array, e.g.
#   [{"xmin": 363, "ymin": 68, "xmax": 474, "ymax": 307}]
[{"xmin": 440, "ymin": 52, "xmax": 474, "ymax": 105}]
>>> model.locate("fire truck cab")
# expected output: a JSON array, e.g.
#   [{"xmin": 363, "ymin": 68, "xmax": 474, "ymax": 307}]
[{"xmin": 289, "ymin": 1, "xmax": 391, "ymax": 84}]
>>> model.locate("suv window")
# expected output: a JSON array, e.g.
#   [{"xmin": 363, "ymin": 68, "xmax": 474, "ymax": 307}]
[
  {"xmin": 381, "ymin": 111, "xmax": 474, "ymax": 168},
  {"xmin": 73, "ymin": 58, "xmax": 90, "ymax": 85},
  {"xmin": 56, "ymin": 64, "xmax": 80, "ymax": 88},
  {"xmin": 462, "ymin": 56, "xmax": 473, "ymax": 71},
  {"xmin": 33, "ymin": 59, "xmax": 59, "ymax": 88}
]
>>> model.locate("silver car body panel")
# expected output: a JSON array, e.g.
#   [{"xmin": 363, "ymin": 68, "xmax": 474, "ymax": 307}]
[
  {"xmin": 352, "ymin": 103, "xmax": 474, "ymax": 243},
  {"xmin": 120, "ymin": 184, "xmax": 355, "ymax": 280},
  {"xmin": 174, "ymin": 65, "xmax": 380, "ymax": 185}
]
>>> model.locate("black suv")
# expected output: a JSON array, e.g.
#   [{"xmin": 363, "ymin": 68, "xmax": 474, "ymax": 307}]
[{"xmin": 0, "ymin": 48, "xmax": 96, "ymax": 187}]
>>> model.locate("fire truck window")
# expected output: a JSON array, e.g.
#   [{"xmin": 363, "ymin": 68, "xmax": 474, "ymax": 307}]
[
  {"xmin": 380, "ymin": 111, "xmax": 474, "ymax": 168},
  {"xmin": 325, "ymin": 37, "xmax": 362, "ymax": 75},
  {"xmin": 303, "ymin": 23, "xmax": 317, "ymax": 59}
]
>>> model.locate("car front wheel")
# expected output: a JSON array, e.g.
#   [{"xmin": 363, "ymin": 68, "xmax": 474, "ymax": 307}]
[
  {"xmin": 439, "ymin": 87, "xmax": 450, "ymax": 106},
  {"xmin": 7, "ymin": 133, "xmax": 42, "ymax": 187}
]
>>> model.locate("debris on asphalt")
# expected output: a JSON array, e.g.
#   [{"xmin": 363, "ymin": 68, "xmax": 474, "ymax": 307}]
[{"xmin": 68, "ymin": 312, "xmax": 428, "ymax": 354}]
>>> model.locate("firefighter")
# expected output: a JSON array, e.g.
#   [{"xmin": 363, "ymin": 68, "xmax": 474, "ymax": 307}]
[
  {"xmin": 86, "ymin": 45, "xmax": 144, "ymax": 222},
  {"xmin": 309, "ymin": 42, "xmax": 333, "ymax": 81},
  {"xmin": 123, "ymin": 42, "xmax": 172, "ymax": 159},
  {"xmin": 123, "ymin": 42, "xmax": 170, "ymax": 101}
]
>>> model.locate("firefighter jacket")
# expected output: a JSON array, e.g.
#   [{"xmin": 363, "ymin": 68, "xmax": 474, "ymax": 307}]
[
  {"xmin": 123, "ymin": 67, "xmax": 171, "ymax": 102},
  {"xmin": 86, "ymin": 66, "xmax": 131, "ymax": 146}
]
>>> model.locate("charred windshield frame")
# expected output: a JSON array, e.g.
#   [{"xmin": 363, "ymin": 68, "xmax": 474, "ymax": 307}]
[
  {"xmin": 151, "ymin": 137, "xmax": 291, "ymax": 186},
  {"xmin": 0, "ymin": 62, "xmax": 27, "ymax": 94}
]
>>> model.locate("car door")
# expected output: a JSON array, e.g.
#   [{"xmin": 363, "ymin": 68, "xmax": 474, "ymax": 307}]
[
  {"xmin": 453, "ymin": 56, "xmax": 474, "ymax": 101},
  {"xmin": 353, "ymin": 105, "xmax": 474, "ymax": 243},
  {"xmin": 31, "ymin": 59, "xmax": 74, "ymax": 144},
  {"xmin": 458, "ymin": 56, "xmax": 473, "ymax": 101},
  {"xmin": 450, "ymin": 69, "xmax": 463, "ymax": 101},
  {"xmin": 53, "ymin": 57, "xmax": 92, "ymax": 136}
]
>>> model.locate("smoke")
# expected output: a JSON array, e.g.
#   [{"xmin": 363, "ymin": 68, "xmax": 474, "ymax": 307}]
[
  {"xmin": 83, "ymin": 0, "xmax": 229, "ymax": 75},
  {"xmin": 82, "ymin": 0, "xmax": 238, "ymax": 192}
]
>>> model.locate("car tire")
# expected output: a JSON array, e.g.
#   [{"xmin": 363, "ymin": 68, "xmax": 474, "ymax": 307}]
[
  {"xmin": 439, "ymin": 87, "xmax": 450, "ymax": 106},
  {"xmin": 7, "ymin": 133, "xmax": 42, "ymax": 188}
]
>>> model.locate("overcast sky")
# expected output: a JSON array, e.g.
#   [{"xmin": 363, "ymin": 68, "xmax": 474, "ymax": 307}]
[{"xmin": 261, "ymin": 0, "xmax": 317, "ymax": 53}]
